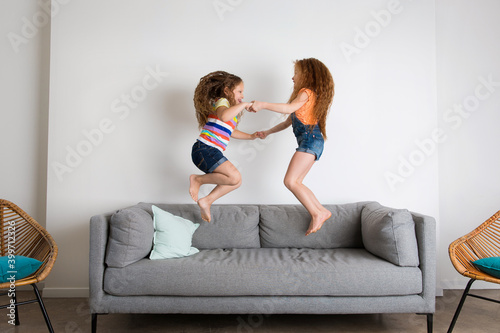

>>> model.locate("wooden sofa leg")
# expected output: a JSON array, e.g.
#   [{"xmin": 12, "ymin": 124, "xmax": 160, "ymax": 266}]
[
  {"xmin": 416, "ymin": 313, "xmax": 433, "ymax": 333},
  {"xmin": 427, "ymin": 313, "xmax": 433, "ymax": 333},
  {"xmin": 417, "ymin": 313, "xmax": 433, "ymax": 333},
  {"xmin": 92, "ymin": 313, "xmax": 98, "ymax": 333}
]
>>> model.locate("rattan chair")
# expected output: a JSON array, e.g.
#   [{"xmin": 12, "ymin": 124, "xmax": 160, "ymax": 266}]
[
  {"xmin": 447, "ymin": 210, "xmax": 500, "ymax": 333},
  {"xmin": 0, "ymin": 199, "xmax": 58, "ymax": 332}
]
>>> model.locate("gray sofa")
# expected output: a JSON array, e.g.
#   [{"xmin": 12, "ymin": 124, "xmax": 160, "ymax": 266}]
[{"xmin": 89, "ymin": 201, "xmax": 436, "ymax": 332}]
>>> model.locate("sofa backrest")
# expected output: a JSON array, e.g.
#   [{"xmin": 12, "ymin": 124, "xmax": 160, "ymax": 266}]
[
  {"xmin": 259, "ymin": 203, "xmax": 366, "ymax": 249},
  {"xmin": 105, "ymin": 203, "xmax": 261, "ymax": 268},
  {"xmin": 138, "ymin": 203, "xmax": 261, "ymax": 249},
  {"xmin": 104, "ymin": 202, "xmax": 369, "ymax": 268}
]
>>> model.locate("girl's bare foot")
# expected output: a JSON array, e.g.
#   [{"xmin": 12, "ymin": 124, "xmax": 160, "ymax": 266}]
[
  {"xmin": 305, "ymin": 210, "xmax": 332, "ymax": 236},
  {"xmin": 189, "ymin": 174, "xmax": 201, "ymax": 202},
  {"xmin": 197, "ymin": 197, "xmax": 212, "ymax": 222}
]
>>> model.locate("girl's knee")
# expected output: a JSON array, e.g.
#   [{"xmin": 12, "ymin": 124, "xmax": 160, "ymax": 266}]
[
  {"xmin": 283, "ymin": 176, "xmax": 296, "ymax": 191},
  {"xmin": 229, "ymin": 171, "xmax": 242, "ymax": 186}
]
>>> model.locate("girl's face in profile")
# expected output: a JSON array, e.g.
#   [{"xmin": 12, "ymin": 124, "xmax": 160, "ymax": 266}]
[
  {"xmin": 292, "ymin": 66, "xmax": 302, "ymax": 86},
  {"xmin": 231, "ymin": 82, "xmax": 245, "ymax": 104}
]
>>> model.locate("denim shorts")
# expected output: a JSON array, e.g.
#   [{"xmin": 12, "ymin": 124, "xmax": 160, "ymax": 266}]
[
  {"xmin": 292, "ymin": 114, "xmax": 324, "ymax": 161},
  {"xmin": 191, "ymin": 141, "xmax": 228, "ymax": 173}
]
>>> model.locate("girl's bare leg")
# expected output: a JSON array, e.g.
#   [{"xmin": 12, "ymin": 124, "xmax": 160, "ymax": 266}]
[
  {"xmin": 189, "ymin": 161, "xmax": 241, "ymax": 202},
  {"xmin": 190, "ymin": 161, "xmax": 241, "ymax": 222},
  {"xmin": 283, "ymin": 151, "xmax": 332, "ymax": 235},
  {"xmin": 198, "ymin": 182, "xmax": 241, "ymax": 222}
]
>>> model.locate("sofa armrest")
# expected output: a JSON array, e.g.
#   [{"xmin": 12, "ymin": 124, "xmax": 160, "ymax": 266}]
[
  {"xmin": 89, "ymin": 213, "xmax": 112, "ymax": 313},
  {"xmin": 411, "ymin": 211, "xmax": 436, "ymax": 313}
]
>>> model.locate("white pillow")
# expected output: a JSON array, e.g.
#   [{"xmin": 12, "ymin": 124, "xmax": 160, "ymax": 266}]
[{"xmin": 149, "ymin": 205, "xmax": 200, "ymax": 259}]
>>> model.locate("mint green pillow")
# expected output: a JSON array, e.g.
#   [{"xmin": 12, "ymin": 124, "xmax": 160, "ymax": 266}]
[
  {"xmin": 0, "ymin": 255, "xmax": 43, "ymax": 283},
  {"xmin": 149, "ymin": 205, "xmax": 200, "ymax": 259},
  {"xmin": 473, "ymin": 257, "xmax": 500, "ymax": 279}
]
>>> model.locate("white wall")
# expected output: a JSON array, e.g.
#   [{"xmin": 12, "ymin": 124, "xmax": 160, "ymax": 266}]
[
  {"xmin": 436, "ymin": 0, "xmax": 500, "ymax": 289},
  {"xmin": 45, "ymin": 0, "xmax": 438, "ymax": 296},
  {"xmin": 0, "ymin": 0, "xmax": 50, "ymax": 223},
  {"xmin": 1, "ymin": 0, "xmax": 498, "ymax": 297}
]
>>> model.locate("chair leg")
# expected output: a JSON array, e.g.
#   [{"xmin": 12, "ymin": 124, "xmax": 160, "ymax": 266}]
[
  {"xmin": 447, "ymin": 278, "xmax": 475, "ymax": 333},
  {"xmin": 32, "ymin": 284, "xmax": 54, "ymax": 333},
  {"xmin": 92, "ymin": 313, "xmax": 98, "ymax": 333},
  {"xmin": 12, "ymin": 291, "xmax": 20, "ymax": 325}
]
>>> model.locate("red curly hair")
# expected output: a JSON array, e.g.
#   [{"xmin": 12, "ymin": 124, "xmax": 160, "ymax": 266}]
[{"xmin": 288, "ymin": 58, "xmax": 334, "ymax": 139}]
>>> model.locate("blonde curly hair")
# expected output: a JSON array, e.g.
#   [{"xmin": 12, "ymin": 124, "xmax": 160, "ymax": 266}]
[
  {"xmin": 193, "ymin": 71, "xmax": 243, "ymax": 129},
  {"xmin": 288, "ymin": 58, "xmax": 334, "ymax": 139}
]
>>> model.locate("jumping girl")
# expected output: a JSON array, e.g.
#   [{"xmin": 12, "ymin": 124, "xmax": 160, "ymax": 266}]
[
  {"xmin": 189, "ymin": 71, "xmax": 257, "ymax": 222},
  {"xmin": 251, "ymin": 58, "xmax": 335, "ymax": 235}
]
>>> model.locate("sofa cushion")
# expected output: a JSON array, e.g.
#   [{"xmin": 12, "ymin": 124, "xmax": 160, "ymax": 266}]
[
  {"xmin": 149, "ymin": 205, "xmax": 200, "ymax": 259},
  {"xmin": 259, "ymin": 203, "xmax": 365, "ymax": 248},
  {"xmin": 103, "ymin": 248, "xmax": 422, "ymax": 297},
  {"xmin": 105, "ymin": 206, "xmax": 154, "ymax": 268},
  {"xmin": 361, "ymin": 202, "xmax": 419, "ymax": 267},
  {"xmin": 138, "ymin": 203, "xmax": 260, "ymax": 249}
]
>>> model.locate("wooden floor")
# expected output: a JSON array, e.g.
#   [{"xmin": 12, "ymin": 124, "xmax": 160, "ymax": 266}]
[{"xmin": 0, "ymin": 289, "xmax": 498, "ymax": 332}]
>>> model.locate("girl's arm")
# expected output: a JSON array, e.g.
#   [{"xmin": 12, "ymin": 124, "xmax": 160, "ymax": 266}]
[
  {"xmin": 216, "ymin": 102, "xmax": 253, "ymax": 122},
  {"xmin": 251, "ymin": 90, "xmax": 308, "ymax": 114},
  {"xmin": 231, "ymin": 129, "xmax": 258, "ymax": 140},
  {"xmin": 258, "ymin": 115, "xmax": 292, "ymax": 139}
]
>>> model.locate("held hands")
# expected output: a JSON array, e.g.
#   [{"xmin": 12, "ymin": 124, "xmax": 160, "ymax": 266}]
[
  {"xmin": 258, "ymin": 130, "xmax": 268, "ymax": 139},
  {"xmin": 249, "ymin": 131, "xmax": 269, "ymax": 140},
  {"xmin": 255, "ymin": 131, "xmax": 269, "ymax": 139},
  {"xmin": 243, "ymin": 101, "xmax": 263, "ymax": 113},
  {"xmin": 245, "ymin": 102, "xmax": 254, "ymax": 112},
  {"xmin": 247, "ymin": 101, "xmax": 264, "ymax": 113},
  {"xmin": 243, "ymin": 100, "xmax": 269, "ymax": 140}
]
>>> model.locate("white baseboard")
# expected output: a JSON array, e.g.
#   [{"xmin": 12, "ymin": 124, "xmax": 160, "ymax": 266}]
[{"xmin": 42, "ymin": 288, "xmax": 89, "ymax": 298}]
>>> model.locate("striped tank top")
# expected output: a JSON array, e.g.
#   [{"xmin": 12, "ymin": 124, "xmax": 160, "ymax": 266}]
[{"xmin": 197, "ymin": 98, "xmax": 238, "ymax": 151}]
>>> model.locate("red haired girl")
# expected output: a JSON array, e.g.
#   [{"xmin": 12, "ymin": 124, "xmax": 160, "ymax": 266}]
[{"xmin": 251, "ymin": 58, "xmax": 335, "ymax": 235}]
